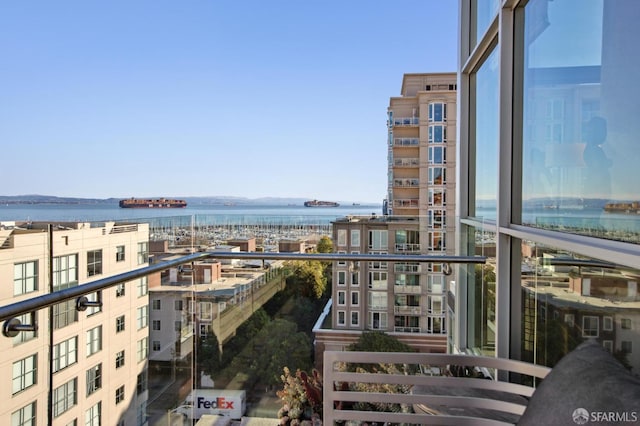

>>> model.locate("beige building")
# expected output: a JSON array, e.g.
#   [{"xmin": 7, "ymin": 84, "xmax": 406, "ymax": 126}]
[
  {"xmin": 316, "ymin": 73, "xmax": 458, "ymax": 356},
  {"xmin": 0, "ymin": 221, "xmax": 150, "ymax": 426}
]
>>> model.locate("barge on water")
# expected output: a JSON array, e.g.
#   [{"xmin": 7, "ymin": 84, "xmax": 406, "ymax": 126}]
[
  {"xmin": 119, "ymin": 198, "xmax": 187, "ymax": 208},
  {"xmin": 304, "ymin": 200, "xmax": 340, "ymax": 207}
]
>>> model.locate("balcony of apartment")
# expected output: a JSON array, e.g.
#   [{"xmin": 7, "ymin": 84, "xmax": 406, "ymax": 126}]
[
  {"xmin": 393, "ymin": 157, "xmax": 420, "ymax": 168},
  {"xmin": 393, "ymin": 178, "xmax": 420, "ymax": 188},
  {"xmin": 391, "ymin": 116, "xmax": 419, "ymax": 127},
  {"xmin": 393, "ymin": 304, "xmax": 422, "ymax": 315},
  {"xmin": 392, "ymin": 198, "xmax": 419, "ymax": 209},
  {"xmin": 3, "ymin": 249, "xmax": 640, "ymax": 425},
  {"xmin": 392, "ymin": 137, "xmax": 419, "ymax": 147},
  {"xmin": 395, "ymin": 242, "xmax": 421, "ymax": 253}
]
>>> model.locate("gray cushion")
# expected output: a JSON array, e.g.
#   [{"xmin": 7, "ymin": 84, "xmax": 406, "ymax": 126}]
[{"xmin": 518, "ymin": 340, "xmax": 640, "ymax": 426}]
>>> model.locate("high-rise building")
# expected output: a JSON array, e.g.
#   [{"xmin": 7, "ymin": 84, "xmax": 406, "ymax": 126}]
[
  {"xmin": 315, "ymin": 73, "xmax": 458, "ymax": 355},
  {"xmin": 454, "ymin": 0, "xmax": 640, "ymax": 373},
  {"xmin": 0, "ymin": 221, "xmax": 151, "ymax": 425}
]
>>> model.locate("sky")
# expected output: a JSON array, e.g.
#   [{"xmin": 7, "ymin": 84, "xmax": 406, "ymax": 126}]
[{"xmin": 0, "ymin": 1, "xmax": 458, "ymax": 203}]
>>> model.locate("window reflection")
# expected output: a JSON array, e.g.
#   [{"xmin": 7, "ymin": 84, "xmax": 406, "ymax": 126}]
[
  {"xmin": 521, "ymin": 241, "xmax": 640, "ymax": 372},
  {"xmin": 521, "ymin": 0, "xmax": 640, "ymax": 244}
]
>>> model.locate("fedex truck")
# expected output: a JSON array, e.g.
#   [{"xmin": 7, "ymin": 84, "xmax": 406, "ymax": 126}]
[{"xmin": 173, "ymin": 389, "xmax": 246, "ymax": 421}]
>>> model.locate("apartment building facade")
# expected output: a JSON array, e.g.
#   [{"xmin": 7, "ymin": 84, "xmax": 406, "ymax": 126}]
[
  {"xmin": 316, "ymin": 74, "xmax": 458, "ymax": 355},
  {"xmin": 0, "ymin": 221, "xmax": 151, "ymax": 426},
  {"xmin": 455, "ymin": 0, "xmax": 640, "ymax": 373}
]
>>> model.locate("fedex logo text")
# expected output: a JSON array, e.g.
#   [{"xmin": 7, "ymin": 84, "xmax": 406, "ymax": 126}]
[{"xmin": 197, "ymin": 397, "xmax": 235, "ymax": 410}]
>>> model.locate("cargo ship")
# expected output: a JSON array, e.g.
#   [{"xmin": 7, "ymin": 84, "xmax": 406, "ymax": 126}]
[
  {"xmin": 119, "ymin": 198, "xmax": 187, "ymax": 208},
  {"xmin": 304, "ymin": 200, "xmax": 340, "ymax": 207},
  {"xmin": 603, "ymin": 201, "xmax": 640, "ymax": 214}
]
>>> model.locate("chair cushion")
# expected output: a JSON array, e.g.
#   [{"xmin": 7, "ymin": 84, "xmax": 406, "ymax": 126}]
[{"xmin": 518, "ymin": 340, "xmax": 640, "ymax": 425}]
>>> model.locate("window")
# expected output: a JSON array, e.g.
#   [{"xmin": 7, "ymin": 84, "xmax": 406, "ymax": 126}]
[
  {"xmin": 152, "ymin": 299, "xmax": 161, "ymax": 310},
  {"xmin": 137, "ymin": 401, "xmax": 147, "ymax": 426},
  {"xmin": 621, "ymin": 341, "xmax": 632, "ymax": 354},
  {"xmin": 85, "ymin": 401, "xmax": 101, "ymax": 426},
  {"xmin": 428, "ymin": 124, "xmax": 446, "ymax": 143},
  {"xmin": 137, "ymin": 370, "xmax": 148, "ymax": 395},
  {"xmin": 115, "ymin": 350, "xmax": 125, "ymax": 369},
  {"xmin": 53, "ymin": 254, "xmax": 78, "ymax": 290},
  {"xmin": 337, "ymin": 250, "xmax": 347, "ymax": 266},
  {"xmin": 350, "ymin": 230, "xmax": 360, "ymax": 247},
  {"xmin": 116, "ymin": 315, "xmax": 125, "ymax": 333},
  {"xmin": 351, "ymin": 271, "xmax": 359, "ymax": 286},
  {"xmin": 137, "ymin": 241, "xmax": 149, "ymax": 265},
  {"xmin": 564, "ymin": 314, "xmax": 575, "ymax": 327},
  {"xmin": 137, "ymin": 306, "xmax": 149, "ymax": 329},
  {"xmin": 368, "ymin": 230, "xmax": 388, "ymax": 250},
  {"xmin": 137, "ymin": 337, "xmax": 148, "ymax": 362},
  {"xmin": 621, "ymin": 318, "xmax": 632, "ymax": 329},
  {"xmin": 174, "ymin": 300, "xmax": 183, "ymax": 311},
  {"xmin": 11, "ymin": 401, "xmax": 36, "ymax": 426},
  {"xmin": 13, "ymin": 354, "xmax": 37, "ymax": 394},
  {"xmin": 368, "ymin": 271, "xmax": 387, "ymax": 290},
  {"xmin": 337, "ymin": 229, "xmax": 347, "ymax": 247},
  {"xmin": 429, "ymin": 231, "xmax": 446, "ymax": 251},
  {"xmin": 428, "ymin": 146, "xmax": 446, "ymax": 164},
  {"xmin": 603, "ymin": 316, "xmax": 613, "ymax": 331},
  {"xmin": 53, "ymin": 300, "xmax": 78, "ymax": 329},
  {"xmin": 582, "ymin": 316, "xmax": 599, "ymax": 337},
  {"xmin": 369, "ymin": 312, "xmax": 388, "ymax": 330},
  {"xmin": 53, "ymin": 378, "xmax": 77, "ymax": 417},
  {"xmin": 428, "ymin": 102, "xmax": 446, "ymax": 122},
  {"xmin": 603, "ymin": 340, "xmax": 613, "ymax": 353},
  {"xmin": 351, "ymin": 291, "xmax": 359, "ymax": 306},
  {"xmin": 153, "ymin": 340, "xmax": 161, "ymax": 351},
  {"xmin": 137, "ymin": 277, "xmax": 148, "ymax": 297},
  {"xmin": 428, "ymin": 188, "xmax": 446, "ymax": 207},
  {"xmin": 428, "ymin": 209, "xmax": 446, "ymax": 229},
  {"xmin": 337, "ymin": 291, "xmax": 346, "ymax": 306},
  {"xmin": 368, "ymin": 292, "xmax": 388, "ymax": 310},
  {"xmin": 87, "ymin": 250, "xmax": 102, "ymax": 277},
  {"xmin": 199, "ymin": 302, "xmax": 213, "ymax": 320},
  {"xmin": 337, "ymin": 311, "xmax": 346, "ymax": 326},
  {"xmin": 85, "ymin": 291, "xmax": 101, "ymax": 316},
  {"xmin": 86, "ymin": 364, "xmax": 102, "ymax": 396},
  {"xmin": 86, "ymin": 326, "xmax": 102, "ymax": 356},
  {"xmin": 350, "ymin": 311, "xmax": 359, "ymax": 327},
  {"xmin": 13, "ymin": 313, "xmax": 36, "ymax": 345},
  {"xmin": 115, "ymin": 283, "xmax": 125, "ymax": 297},
  {"xmin": 116, "ymin": 245, "xmax": 125, "ymax": 262},
  {"xmin": 14, "ymin": 261, "xmax": 38, "ymax": 295},
  {"xmin": 53, "ymin": 336, "xmax": 78, "ymax": 373},
  {"xmin": 337, "ymin": 271, "xmax": 346, "ymax": 286},
  {"xmin": 115, "ymin": 385, "xmax": 125, "ymax": 405},
  {"xmin": 428, "ymin": 167, "xmax": 446, "ymax": 185},
  {"xmin": 152, "ymin": 320, "xmax": 161, "ymax": 331}
]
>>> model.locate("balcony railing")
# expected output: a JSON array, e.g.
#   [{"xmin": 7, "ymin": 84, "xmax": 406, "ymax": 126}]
[
  {"xmin": 323, "ymin": 350, "xmax": 550, "ymax": 425},
  {"xmin": 391, "ymin": 117, "xmax": 420, "ymax": 126},
  {"xmin": 394, "ymin": 157, "xmax": 420, "ymax": 167},
  {"xmin": 393, "ymin": 137, "xmax": 419, "ymax": 146}
]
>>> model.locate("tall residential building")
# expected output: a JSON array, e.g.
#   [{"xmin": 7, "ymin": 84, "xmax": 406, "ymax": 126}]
[
  {"xmin": 454, "ymin": 0, "xmax": 640, "ymax": 373},
  {"xmin": 0, "ymin": 221, "xmax": 151, "ymax": 425},
  {"xmin": 315, "ymin": 73, "xmax": 458, "ymax": 355}
]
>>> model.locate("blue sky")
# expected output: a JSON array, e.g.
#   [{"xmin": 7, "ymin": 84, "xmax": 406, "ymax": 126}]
[{"xmin": 0, "ymin": 1, "xmax": 458, "ymax": 203}]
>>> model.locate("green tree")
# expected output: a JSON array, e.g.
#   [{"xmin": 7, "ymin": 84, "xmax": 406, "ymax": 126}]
[
  {"xmin": 251, "ymin": 319, "xmax": 313, "ymax": 386},
  {"xmin": 197, "ymin": 333, "xmax": 222, "ymax": 384},
  {"xmin": 285, "ymin": 260, "xmax": 327, "ymax": 299},
  {"xmin": 316, "ymin": 236, "xmax": 333, "ymax": 253},
  {"xmin": 347, "ymin": 330, "xmax": 415, "ymax": 353}
]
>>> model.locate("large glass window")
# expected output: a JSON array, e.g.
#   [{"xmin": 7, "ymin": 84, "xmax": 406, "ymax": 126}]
[
  {"xmin": 53, "ymin": 336, "xmax": 78, "ymax": 373},
  {"xmin": 14, "ymin": 261, "xmax": 38, "ymax": 295},
  {"xmin": 53, "ymin": 254, "xmax": 78, "ymax": 290},
  {"xmin": 520, "ymin": 0, "xmax": 640, "ymax": 244},
  {"xmin": 53, "ymin": 378, "xmax": 77, "ymax": 417},
  {"xmin": 472, "ymin": 0, "xmax": 500, "ymax": 47},
  {"xmin": 12, "ymin": 354, "xmax": 37, "ymax": 394},
  {"xmin": 11, "ymin": 401, "xmax": 36, "ymax": 426},
  {"xmin": 520, "ymin": 241, "xmax": 640, "ymax": 370},
  {"xmin": 87, "ymin": 249, "xmax": 102, "ymax": 277},
  {"xmin": 474, "ymin": 47, "xmax": 499, "ymax": 218}
]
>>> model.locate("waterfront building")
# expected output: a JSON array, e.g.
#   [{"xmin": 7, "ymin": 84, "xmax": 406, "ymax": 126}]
[
  {"xmin": 315, "ymin": 73, "xmax": 458, "ymax": 355},
  {"xmin": 454, "ymin": 0, "xmax": 640, "ymax": 373},
  {"xmin": 0, "ymin": 221, "xmax": 150, "ymax": 425}
]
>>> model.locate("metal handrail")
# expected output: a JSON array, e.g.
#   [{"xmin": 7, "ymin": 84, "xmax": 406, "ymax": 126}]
[{"xmin": 1, "ymin": 251, "xmax": 485, "ymax": 335}]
